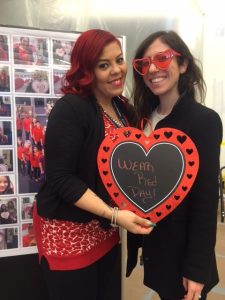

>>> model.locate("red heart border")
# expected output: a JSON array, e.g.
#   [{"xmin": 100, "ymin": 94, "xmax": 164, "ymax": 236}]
[{"xmin": 97, "ymin": 127, "xmax": 199, "ymax": 223}]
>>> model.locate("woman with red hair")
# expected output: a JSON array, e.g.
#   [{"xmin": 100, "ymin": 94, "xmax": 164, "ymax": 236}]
[{"xmin": 33, "ymin": 29, "xmax": 153, "ymax": 300}]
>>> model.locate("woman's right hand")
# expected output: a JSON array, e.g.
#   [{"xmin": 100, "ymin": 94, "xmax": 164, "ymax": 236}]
[
  {"xmin": 75, "ymin": 189, "xmax": 155, "ymax": 235},
  {"xmin": 116, "ymin": 210, "xmax": 155, "ymax": 234}
]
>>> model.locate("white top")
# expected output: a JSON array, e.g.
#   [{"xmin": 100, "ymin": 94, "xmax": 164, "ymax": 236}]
[{"xmin": 144, "ymin": 108, "xmax": 167, "ymax": 137}]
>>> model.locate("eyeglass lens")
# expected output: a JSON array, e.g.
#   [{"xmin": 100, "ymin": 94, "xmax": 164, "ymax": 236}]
[{"xmin": 133, "ymin": 49, "xmax": 180, "ymax": 75}]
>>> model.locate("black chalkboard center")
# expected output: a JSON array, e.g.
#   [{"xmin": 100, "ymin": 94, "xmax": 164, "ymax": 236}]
[{"xmin": 111, "ymin": 142, "xmax": 185, "ymax": 213}]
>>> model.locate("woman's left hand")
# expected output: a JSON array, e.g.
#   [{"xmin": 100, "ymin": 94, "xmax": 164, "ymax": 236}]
[
  {"xmin": 116, "ymin": 209, "xmax": 154, "ymax": 234},
  {"xmin": 182, "ymin": 277, "xmax": 204, "ymax": 300}
]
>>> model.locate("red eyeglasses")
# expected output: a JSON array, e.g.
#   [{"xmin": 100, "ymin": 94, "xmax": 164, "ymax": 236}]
[{"xmin": 132, "ymin": 48, "xmax": 181, "ymax": 75}]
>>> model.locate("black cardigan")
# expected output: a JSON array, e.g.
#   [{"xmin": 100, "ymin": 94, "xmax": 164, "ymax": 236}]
[
  {"xmin": 36, "ymin": 93, "xmax": 133, "ymax": 227},
  {"xmin": 126, "ymin": 94, "xmax": 223, "ymax": 298}
]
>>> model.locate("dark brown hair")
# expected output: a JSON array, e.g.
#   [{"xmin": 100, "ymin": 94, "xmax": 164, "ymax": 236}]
[{"xmin": 132, "ymin": 30, "xmax": 206, "ymax": 124}]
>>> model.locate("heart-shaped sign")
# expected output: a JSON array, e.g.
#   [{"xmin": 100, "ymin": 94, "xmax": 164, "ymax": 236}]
[
  {"xmin": 15, "ymin": 77, "xmax": 24, "ymax": 90},
  {"xmin": 97, "ymin": 127, "xmax": 199, "ymax": 223},
  {"xmin": 31, "ymin": 79, "xmax": 49, "ymax": 93}
]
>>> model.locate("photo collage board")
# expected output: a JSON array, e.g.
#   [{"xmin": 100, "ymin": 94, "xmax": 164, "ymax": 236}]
[{"xmin": 1, "ymin": 26, "xmax": 121, "ymax": 257}]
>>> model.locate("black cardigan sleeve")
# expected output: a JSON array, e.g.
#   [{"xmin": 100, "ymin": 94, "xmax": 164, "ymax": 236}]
[
  {"xmin": 182, "ymin": 108, "xmax": 223, "ymax": 283},
  {"xmin": 43, "ymin": 95, "xmax": 89, "ymax": 206}
]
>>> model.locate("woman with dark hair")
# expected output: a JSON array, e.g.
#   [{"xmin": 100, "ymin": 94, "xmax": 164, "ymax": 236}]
[
  {"xmin": 14, "ymin": 36, "xmax": 34, "ymax": 65},
  {"xmin": 33, "ymin": 29, "xmax": 153, "ymax": 300},
  {"xmin": 0, "ymin": 176, "xmax": 14, "ymax": 195},
  {"xmin": 7, "ymin": 200, "xmax": 17, "ymax": 223},
  {"xmin": 0, "ymin": 203, "xmax": 10, "ymax": 224},
  {"xmin": 126, "ymin": 30, "xmax": 222, "ymax": 300}
]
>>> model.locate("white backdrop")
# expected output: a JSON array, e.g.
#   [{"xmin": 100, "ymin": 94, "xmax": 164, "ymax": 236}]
[{"xmin": 0, "ymin": 0, "xmax": 204, "ymax": 97}]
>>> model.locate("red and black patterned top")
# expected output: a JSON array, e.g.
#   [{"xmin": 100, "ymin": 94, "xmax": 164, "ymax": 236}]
[{"xmin": 33, "ymin": 110, "xmax": 126, "ymax": 270}]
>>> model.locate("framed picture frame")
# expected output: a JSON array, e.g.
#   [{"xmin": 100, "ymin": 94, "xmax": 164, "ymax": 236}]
[
  {"xmin": 0, "ymin": 34, "xmax": 9, "ymax": 62},
  {"xmin": 13, "ymin": 35, "xmax": 49, "ymax": 66}
]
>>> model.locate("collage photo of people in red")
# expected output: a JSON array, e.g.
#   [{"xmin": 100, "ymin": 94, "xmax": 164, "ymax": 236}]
[{"xmin": 0, "ymin": 27, "xmax": 78, "ymax": 254}]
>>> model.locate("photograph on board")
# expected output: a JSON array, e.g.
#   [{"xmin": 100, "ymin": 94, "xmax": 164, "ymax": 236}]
[
  {"xmin": 0, "ymin": 197, "xmax": 17, "ymax": 225},
  {"xmin": 13, "ymin": 35, "xmax": 49, "ymax": 66},
  {"xmin": 0, "ymin": 35, "xmax": 9, "ymax": 62},
  {"xmin": 0, "ymin": 227, "xmax": 18, "ymax": 250},
  {"xmin": 0, "ymin": 65, "xmax": 10, "ymax": 92},
  {"xmin": 0, "ymin": 174, "xmax": 15, "ymax": 196},
  {"xmin": 21, "ymin": 195, "xmax": 35, "ymax": 220},
  {"xmin": 22, "ymin": 222, "xmax": 36, "ymax": 247},
  {"xmin": 0, "ymin": 96, "xmax": 11, "ymax": 117},
  {"xmin": 0, "ymin": 149, "xmax": 13, "ymax": 172},
  {"xmin": 14, "ymin": 68, "xmax": 50, "ymax": 94},
  {"xmin": 52, "ymin": 39, "xmax": 75, "ymax": 65},
  {"xmin": 0, "ymin": 120, "xmax": 12, "ymax": 146},
  {"xmin": 16, "ymin": 97, "xmax": 58, "ymax": 193}
]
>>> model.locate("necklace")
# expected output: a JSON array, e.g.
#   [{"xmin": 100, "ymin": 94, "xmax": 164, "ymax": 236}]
[
  {"xmin": 102, "ymin": 110, "xmax": 124, "ymax": 128},
  {"xmin": 97, "ymin": 99, "xmax": 128, "ymax": 128}
]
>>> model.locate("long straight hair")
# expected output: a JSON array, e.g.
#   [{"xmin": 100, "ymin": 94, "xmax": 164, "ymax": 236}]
[
  {"xmin": 0, "ymin": 175, "xmax": 13, "ymax": 195},
  {"xmin": 132, "ymin": 30, "xmax": 206, "ymax": 125}
]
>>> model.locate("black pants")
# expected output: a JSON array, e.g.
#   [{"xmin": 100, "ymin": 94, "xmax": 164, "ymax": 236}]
[{"xmin": 41, "ymin": 244, "xmax": 121, "ymax": 300}]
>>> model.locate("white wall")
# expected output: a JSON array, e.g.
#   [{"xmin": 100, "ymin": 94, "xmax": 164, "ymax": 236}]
[
  {"xmin": 0, "ymin": 0, "xmax": 204, "ymax": 98},
  {"xmin": 0, "ymin": 0, "xmax": 222, "ymax": 160},
  {"xmin": 197, "ymin": 0, "xmax": 225, "ymax": 166}
]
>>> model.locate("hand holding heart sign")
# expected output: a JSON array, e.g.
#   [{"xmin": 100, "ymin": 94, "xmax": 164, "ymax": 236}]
[{"xmin": 97, "ymin": 127, "xmax": 199, "ymax": 223}]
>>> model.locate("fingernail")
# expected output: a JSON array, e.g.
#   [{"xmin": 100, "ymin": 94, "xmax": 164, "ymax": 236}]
[{"xmin": 146, "ymin": 220, "xmax": 156, "ymax": 227}]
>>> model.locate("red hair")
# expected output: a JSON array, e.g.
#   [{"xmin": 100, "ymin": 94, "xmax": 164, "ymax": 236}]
[{"xmin": 62, "ymin": 29, "xmax": 121, "ymax": 96}]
